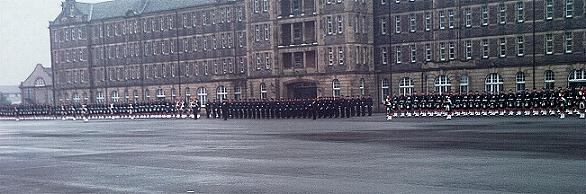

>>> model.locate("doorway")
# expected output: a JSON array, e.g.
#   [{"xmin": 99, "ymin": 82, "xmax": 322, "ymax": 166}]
[{"xmin": 286, "ymin": 81, "xmax": 317, "ymax": 99}]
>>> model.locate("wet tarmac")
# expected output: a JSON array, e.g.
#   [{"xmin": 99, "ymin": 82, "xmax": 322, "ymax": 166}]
[{"xmin": 0, "ymin": 116, "xmax": 584, "ymax": 193}]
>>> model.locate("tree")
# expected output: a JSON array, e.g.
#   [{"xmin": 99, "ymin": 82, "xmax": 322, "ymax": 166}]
[{"xmin": 0, "ymin": 93, "xmax": 11, "ymax": 105}]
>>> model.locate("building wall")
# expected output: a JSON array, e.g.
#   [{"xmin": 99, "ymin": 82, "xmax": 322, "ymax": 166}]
[
  {"xmin": 20, "ymin": 87, "xmax": 53, "ymax": 105},
  {"xmin": 369, "ymin": 0, "xmax": 586, "ymax": 108},
  {"xmin": 49, "ymin": 0, "xmax": 585, "ymax": 109}
]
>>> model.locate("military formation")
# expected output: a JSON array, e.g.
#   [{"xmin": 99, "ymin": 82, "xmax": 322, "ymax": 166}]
[
  {"xmin": 203, "ymin": 97, "xmax": 374, "ymax": 120},
  {"xmin": 0, "ymin": 100, "xmax": 202, "ymax": 122},
  {"xmin": 385, "ymin": 87, "xmax": 586, "ymax": 120},
  {"xmin": 0, "ymin": 96, "xmax": 375, "ymax": 122}
]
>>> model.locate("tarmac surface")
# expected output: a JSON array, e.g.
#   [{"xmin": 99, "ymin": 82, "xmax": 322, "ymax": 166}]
[{"xmin": 0, "ymin": 115, "xmax": 584, "ymax": 193}]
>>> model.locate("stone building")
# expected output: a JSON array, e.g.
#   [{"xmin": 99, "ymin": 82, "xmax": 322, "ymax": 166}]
[
  {"xmin": 373, "ymin": 0, "xmax": 586, "ymax": 105},
  {"xmin": 19, "ymin": 64, "xmax": 54, "ymax": 105},
  {"xmin": 49, "ymin": 0, "xmax": 585, "ymax": 111}
]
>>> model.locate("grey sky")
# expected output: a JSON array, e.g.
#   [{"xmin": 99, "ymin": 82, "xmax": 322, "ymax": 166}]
[{"xmin": 0, "ymin": 0, "xmax": 106, "ymax": 86}]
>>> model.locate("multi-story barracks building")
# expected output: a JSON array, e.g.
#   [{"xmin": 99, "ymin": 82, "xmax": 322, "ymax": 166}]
[{"xmin": 50, "ymin": 0, "xmax": 585, "ymax": 112}]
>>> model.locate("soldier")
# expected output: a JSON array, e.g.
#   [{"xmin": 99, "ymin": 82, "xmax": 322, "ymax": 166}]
[
  {"xmin": 505, "ymin": 90, "xmax": 514, "ymax": 116},
  {"xmin": 531, "ymin": 89, "xmax": 540, "ymax": 116},
  {"xmin": 385, "ymin": 95, "xmax": 393, "ymax": 120},
  {"xmin": 191, "ymin": 99, "xmax": 200, "ymax": 120},
  {"xmin": 567, "ymin": 87, "xmax": 577, "ymax": 115},
  {"xmin": 548, "ymin": 88, "xmax": 557, "ymax": 116},
  {"xmin": 559, "ymin": 88, "xmax": 568, "ymax": 119},
  {"xmin": 578, "ymin": 87, "xmax": 585, "ymax": 119},
  {"xmin": 13, "ymin": 106, "xmax": 20, "ymax": 121},
  {"xmin": 444, "ymin": 93, "xmax": 453, "ymax": 120},
  {"xmin": 522, "ymin": 89, "xmax": 531, "ymax": 116},
  {"xmin": 541, "ymin": 88, "xmax": 550, "ymax": 116},
  {"xmin": 404, "ymin": 94, "xmax": 413, "ymax": 117}
]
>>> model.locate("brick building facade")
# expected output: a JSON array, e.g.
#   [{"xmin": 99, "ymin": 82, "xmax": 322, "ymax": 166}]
[
  {"xmin": 373, "ymin": 0, "xmax": 586, "ymax": 105},
  {"xmin": 50, "ymin": 0, "xmax": 585, "ymax": 111}
]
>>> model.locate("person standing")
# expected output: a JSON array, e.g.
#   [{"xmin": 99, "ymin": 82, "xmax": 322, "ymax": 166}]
[
  {"xmin": 557, "ymin": 88, "xmax": 567, "ymax": 119},
  {"xmin": 576, "ymin": 86, "xmax": 586, "ymax": 119},
  {"xmin": 221, "ymin": 100, "xmax": 230, "ymax": 121},
  {"xmin": 191, "ymin": 99, "xmax": 200, "ymax": 120},
  {"xmin": 444, "ymin": 94, "xmax": 453, "ymax": 120}
]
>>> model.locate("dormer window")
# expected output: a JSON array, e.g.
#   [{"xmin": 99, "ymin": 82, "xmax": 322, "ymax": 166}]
[{"xmin": 34, "ymin": 78, "xmax": 46, "ymax": 87}]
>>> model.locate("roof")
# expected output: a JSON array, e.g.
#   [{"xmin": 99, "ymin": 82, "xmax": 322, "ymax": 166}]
[
  {"xmin": 19, "ymin": 64, "xmax": 53, "ymax": 88},
  {"xmin": 52, "ymin": 0, "xmax": 217, "ymax": 26}
]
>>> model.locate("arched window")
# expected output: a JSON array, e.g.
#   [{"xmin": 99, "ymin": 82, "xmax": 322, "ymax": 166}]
[
  {"xmin": 485, "ymin": 73, "xmax": 504, "ymax": 94},
  {"xmin": 516, "ymin": 72, "xmax": 526, "ymax": 92},
  {"xmin": 399, "ymin": 77, "xmax": 414, "ymax": 95},
  {"xmin": 197, "ymin": 87, "xmax": 208, "ymax": 106},
  {"xmin": 568, "ymin": 69, "xmax": 586, "ymax": 85},
  {"xmin": 216, "ymin": 85, "xmax": 227, "ymax": 102},
  {"xmin": 171, "ymin": 88, "xmax": 177, "ymax": 98},
  {"xmin": 82, "ymin": 92, "xmax": 88, "ymax": 101},
  {"xmin": 544, "ymin": 70, "xmax": 555, "ymax": 89},
  {"xmin": 133, "ymin": 90, "xmax": 139, "ymax": 102},
  {"xmin": 185, "ymin": 87, "xmax": 191, "ymax": 97},
  {"xmin": 260, "ymin": 83, "xmax": 268, "ymax": 99},
  {"xmin": 184, "ymin": 87, "xmax": 191, "ymax": 101},
  {"xmin": 459, "ymin": 75, "xmax": 469, "ymax": 94},
  {"xmin": 144, "ymin": 89, "xmax": 151, "ymax": 101},
  {"xmin": 434, "ymin": 75, "xmax": 451, "ymax": 95},
  {"xmin": 96, "ymin": 91, "xmax": 104, "ymax": 103},
  {"xmin": 381, "ymin": 78, "xmax": 390, "ymax": 102},
  {"xmin": 124, "ymin": 90, "xmax": 130, "ymax": 102},
  {"xmin": 156, "ymin": 88, "xmax": 165, "ymax": 100},
  {"xmin": 34, "ymin": 78, "xmax": 46, "ymax": 87},
  {"xmin": 234, "ymin": 86, "xmax": 242, "ymax": 100},
  {"xmin": 111, "ymin": 90, "xmax": 120, "ymax": 103},
  {"xmin": 359, "ymin": 78, "xmax": 365, "ymax": 96},
  {"xmin": 332, "ymin": 79, "xmax": 341, "ymax": 97}
]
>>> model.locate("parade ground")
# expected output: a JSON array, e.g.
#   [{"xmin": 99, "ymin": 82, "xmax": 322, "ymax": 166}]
[{"xmin": 0, "ymin": 116, "xmax": 584, "ymax": 193}]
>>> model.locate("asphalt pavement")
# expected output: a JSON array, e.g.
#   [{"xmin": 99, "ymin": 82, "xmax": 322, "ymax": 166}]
[{"xmin": 0, "ymin": 115, "xmax": 584, "ymax": 193}]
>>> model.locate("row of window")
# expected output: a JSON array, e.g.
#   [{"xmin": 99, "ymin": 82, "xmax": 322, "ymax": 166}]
[
  {"xmin": 327, "ymin": 47, "xmax": 345, "ymax": 66},
  {"xmin": 330, "ymin": 78, "xmax": 369, "ymax": 97},
  {"xmin": 53, "ymin": 48, "xmax": 87, "ymax": 64},
  {"xmin": 253, "ymin": 52, "xmax": 273, "ymax": 70},
  {"xmin": 63, "ymin": 82, "xmax": 270, "ymax": 104},
  {"xmin": 90, "ymin": 32, "xmax": 244, "ymax": 61},
  {"xmin": 56, "ymin": 69, "xmax": 88, "ymax": 85},
  {"xmin": 380, "ymin": 32, "xmax": 576, "ymax": 64},
  {"xmin": 58, "ymin": 69, "xmax": 586, "ymax": 104},
  {"xmin": 53, "ymin": 27, "xmax": 86, "ymax": 43},
  {"xmin": 252, "ymin": 0, "xmax": 270, "ymax": 13},
  {"xmin": 325, "ymin": 15, "xmax": 345, "ymax": 35},
  {"xmin": 91, "ymin": 57, "xmax": 249, "ymax": 83},
  {"xmin": 280, "ymin": 0, "xmax": 319, "ymax": 17},
  {"xmin": 379, "ymin": 70, "xmax": 586, "ymax": 100},
  {"xmin": 253, "ymin": 24, "xmax": 272, "ymax": 42},
  {"xmin": 54, "ymin": 6, "xmax": 246, "ymax": 43},
  {"xmin": 380, "ymin": 0, "xmax": 576, "ymax": 35}
]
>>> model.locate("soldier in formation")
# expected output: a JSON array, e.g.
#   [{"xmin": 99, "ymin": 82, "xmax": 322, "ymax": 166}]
[
  {"xmin": 0, "ymin": 96, "xmax": 376, "ymax": 121},
  {"xmin": 385, "ymin": 87, "xmax": 586, "ymax": 120},
  {"xmin": 202, "ymin": 96, "xmax": 374, "ymax": 120}
]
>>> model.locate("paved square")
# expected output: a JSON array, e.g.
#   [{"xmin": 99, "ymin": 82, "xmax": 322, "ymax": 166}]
[{"xmin": 0, "ymin": 116, "xmax": 584, "ymax": 193}]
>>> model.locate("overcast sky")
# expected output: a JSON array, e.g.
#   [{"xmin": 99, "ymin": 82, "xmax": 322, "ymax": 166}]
[{"xmin": 0, "ymin": 0, "xmax": 106, "ymax": 86}]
